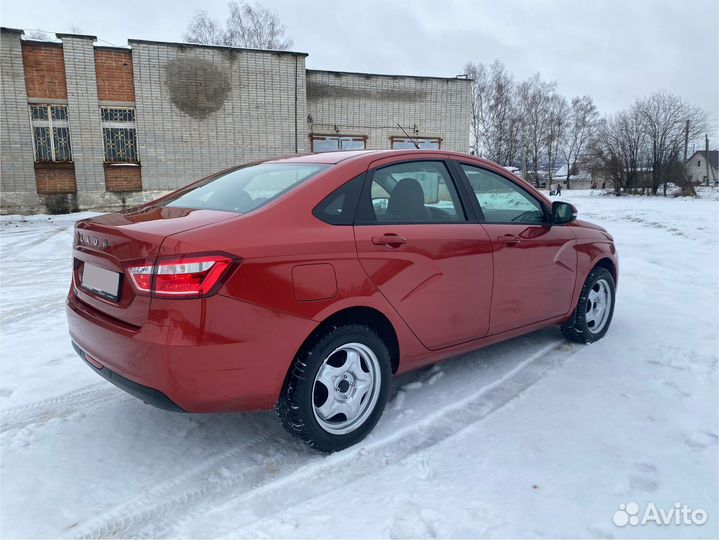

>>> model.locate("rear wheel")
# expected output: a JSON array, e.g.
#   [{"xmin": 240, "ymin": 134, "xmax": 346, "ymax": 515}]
[
  {"xmin": 276, "ymin": 324, "xmax": 391, "ymax": 452},
  {"xmin": 561, "ymin": 266, "xmax": 616, "ymax": 343}
]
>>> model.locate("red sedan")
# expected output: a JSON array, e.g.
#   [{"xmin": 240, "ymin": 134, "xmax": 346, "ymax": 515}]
[{"xmin": 67, "ymin": 150, "xmax": 618, "ymax": 452}]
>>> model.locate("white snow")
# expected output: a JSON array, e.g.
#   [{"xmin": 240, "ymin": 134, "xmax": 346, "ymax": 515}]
[{"xmin": 1, "ymin": 190, "xmax": 717, "ymax": 538}]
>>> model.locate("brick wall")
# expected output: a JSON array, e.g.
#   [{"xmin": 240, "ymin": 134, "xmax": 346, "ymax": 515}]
[
  {"xmin": 2, "ymin": 30, "xmax": 472, "ymax": 214},
  {"xmin": 21, "ymin": 41, "xmax": 67, "ymax": 99},
  {"xmin": 131, "ymin": 41, "xmax": 309, "ymax": 191},
  {"xmin": 1, "ymin": 29, "xmax": 43, "ymax": 211},
  {"xmin": 95, "ymin": 48, "xmax": 134, "ymax": 102},
  {"xmin": 306, "ymin": 71, "xmax": 471, "ymax": 153},
  {"xmin": 19, "ymin": 39, "xmax": 78, "ymax": 196},
  {"xmin": 59, "ymin": 34, "xmax": 106, "ymax": 201},
  {"xmin": 35, "ymin": 164, "xmax": 77, "ymax": 193},
  {"xmin": 104, "ymin": 165, "xmax": 141, "ymax": 192}
]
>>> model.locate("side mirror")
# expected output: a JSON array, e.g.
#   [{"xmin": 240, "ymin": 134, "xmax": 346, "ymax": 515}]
[{"xmin": 552, "ymin": 201, "xmax": 577, "ymax": 224}]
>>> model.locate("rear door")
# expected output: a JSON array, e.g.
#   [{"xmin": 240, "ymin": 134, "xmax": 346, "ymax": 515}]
[
  {"xmin": 456, "ymin": 162, "xmax": 577, "ymax": 335},
  {"xmin": 353, "ymin": 158, "xmax": 494, "ymax": 351}
]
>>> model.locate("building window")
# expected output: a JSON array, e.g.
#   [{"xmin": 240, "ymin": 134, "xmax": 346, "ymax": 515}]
[
  {"xmin": 101, "ymin": 107, "xmax": 138, "ymax": 163},
  {"xmin": 29, "ymin": 105, "xmax": 72, "ymax": 162},
  {"xmin": 311, "ymin": 135, "xmax": 366, "ymax": 153},
  {"xmin": 697, "ymin": 160, "xmax": 701, "ymax": 167},
  {"xmin": 391, "ymin": 137, "xmax": 441, "ymax": 150}
]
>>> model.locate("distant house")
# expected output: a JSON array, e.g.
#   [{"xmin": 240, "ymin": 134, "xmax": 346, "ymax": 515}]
[
  {"xmin": 553, "ymin": 164, "xmax": 593, "ymax": 189},
  {"xmin": 686, "ymin": 151, "xmax": 718, "ymax": 185}
]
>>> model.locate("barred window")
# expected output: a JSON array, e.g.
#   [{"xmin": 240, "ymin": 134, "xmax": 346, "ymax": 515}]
[
  {"xmin": 311, "ymin": 135, "xmax": 366, "ymax": 153},
  {"xmin": 101, "ymin": 107, "xmax": 138, "ymax": 163},
  {"xmin": 29, "ymin": 105, "xmax": 73, "ymax": 162},
  {"xmin": 390, "ymin": 137, "xmax": 441, "ymax": 150}
]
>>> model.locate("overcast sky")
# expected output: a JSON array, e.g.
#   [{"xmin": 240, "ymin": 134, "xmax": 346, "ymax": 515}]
[{"xmin": 2, "ymin": 0, "xmax": 718, "ymax": 140}]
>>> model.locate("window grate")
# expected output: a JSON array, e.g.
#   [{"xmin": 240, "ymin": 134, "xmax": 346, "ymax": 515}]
[
  {"xmin": 29, "ymin": 105, "xmax": 73, "ymax": 162},
  {"xmin": 390, "ymin": 137, "xmax": 441, "ymax": 150},
  {"xmin": 101, "ymin": 107, "xmax": 138, "ymax": 163},
  {"xmin": 311, "ymin": 135, "xmax": 366, "ymax": 153}
]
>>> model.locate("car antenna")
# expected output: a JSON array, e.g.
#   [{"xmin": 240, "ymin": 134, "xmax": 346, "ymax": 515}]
[{"xmin": 397, "ymin": 123, "xmax": 420, "ymax": 149}]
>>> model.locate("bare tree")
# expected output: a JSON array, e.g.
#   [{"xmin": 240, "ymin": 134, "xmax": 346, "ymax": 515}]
[
  {"xmin": 184, "ymin": 11, "xmax": 227, "ymax": 45},
  {"xmin": 183, "ymin": 1, "xmax": 293, "ymax": 50},
  {"xmin": 589, "ymin": 105, "xmax": 648, "ymax": 196},
  {"xmin": 518, "ymin": 74, "xmax": 555, "ymax": 186},
  {"xmin": 637, "ymin": 91, "xmax": 705, "ymax": 195},
  {"xmin": 561, "ymin": 96, "xmax": 599, "ymax": 186},
  {"xmin": 464, "ymin": 62, "xmax": 483, "ymax": 157},
  {"xmin": 464, "ymin": 60, "xmax": 520, "ymax": 165},
  {"xmin": 545, "ymin": 93, "xmax": 569, "ymax": 188},
  {"xmin": 26, "ymin": 30, "xmax": 51, "ymax": 40}
]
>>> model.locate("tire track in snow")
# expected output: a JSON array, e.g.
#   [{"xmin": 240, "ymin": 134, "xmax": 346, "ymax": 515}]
[
  {"xmin": 0, "ymin": 384, "xmax": 127, "ymax": 435},
  {"xmin": 73, "ymin": 339, "xmax": 574, "ymax": 539},
  {"xmin": 1, "ymin": 298, "xmax": 68, "ymax": 328},
  {"xmin": 5, "ymin": 226, "xmax": 70, "ymax": 251},
  {"xmin": 580, "ymin": 212, "xmax": 699, "ymax": 240},
  {"xmin": 65, "ymin": 424, "xmax": 303, "ymax": 539}
]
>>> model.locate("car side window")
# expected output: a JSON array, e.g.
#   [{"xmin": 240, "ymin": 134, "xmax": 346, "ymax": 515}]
[
  {"xmin": 460, "ymin": 164, "xmax": 545, "ymax": 224},
  {"xmin": 313, "ymin": 174, "xmax": 364, "ymax": 225},
  {"xmin": 358, "ymin": 161, "xmax": 465, "ymax": 223}
]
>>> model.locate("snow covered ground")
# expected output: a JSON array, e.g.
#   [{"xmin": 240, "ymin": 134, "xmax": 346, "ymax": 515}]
[{"xmin": 1, "ymin": 190, "xmax": 717, "ymax": 538}]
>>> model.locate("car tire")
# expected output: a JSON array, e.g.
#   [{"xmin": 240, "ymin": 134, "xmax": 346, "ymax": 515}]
[
  {"xmin": 561, "ymin": 266, "xmax": 616, "ymax": 343},
  {"xmin": 276, "ymin": 324, "xmax": 392, "ymax": 452}
]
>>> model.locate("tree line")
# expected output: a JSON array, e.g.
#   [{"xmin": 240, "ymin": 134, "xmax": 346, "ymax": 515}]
[{"xmin": 464, "ymin": 60, "xmax": 707, "ymax": 195}]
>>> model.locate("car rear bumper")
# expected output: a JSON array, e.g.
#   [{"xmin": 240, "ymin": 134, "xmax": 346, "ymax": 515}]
[
  {"xmin": 72, "ymin": 341, "xmax": 184, "ymax": 411},
  {"xmin": 66, "ymin": 289, "xmax": 318, "ymax": 413}
]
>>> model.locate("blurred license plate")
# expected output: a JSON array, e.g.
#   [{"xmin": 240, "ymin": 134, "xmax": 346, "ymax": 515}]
[{"xmin": 82, "ymin": 263, "xmax": 120, "ymax": 301}]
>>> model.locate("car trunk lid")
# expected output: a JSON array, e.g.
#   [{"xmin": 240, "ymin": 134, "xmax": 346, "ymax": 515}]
[{"xmin": 72, "ymin": 206, "xmax": 236, "ymax": 326}]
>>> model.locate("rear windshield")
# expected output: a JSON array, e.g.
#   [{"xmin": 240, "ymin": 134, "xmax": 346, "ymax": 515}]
[{"xmin": 163, "ymin": 163, "xmax": 329, "ymax": 213}]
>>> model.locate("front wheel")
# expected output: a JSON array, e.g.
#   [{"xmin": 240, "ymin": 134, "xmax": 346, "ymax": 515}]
[
  {"xmin": 561, "ymin": 266, "xmax": 616, "ymax": 343},
  {"xmin": 276, "ymin": 324, "xmax": 391, "ymax": 452}
]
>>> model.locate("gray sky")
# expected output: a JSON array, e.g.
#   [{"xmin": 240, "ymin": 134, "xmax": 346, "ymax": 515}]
[{"xmin": 2, "ymin": 0, "xmax": 718, "ymax": 141}]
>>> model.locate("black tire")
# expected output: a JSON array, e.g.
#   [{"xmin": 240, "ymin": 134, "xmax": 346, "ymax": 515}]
[
  {"xmin": 276, "ymin": 324, "xmax": 392, "ymax": 452},
  {"xmin": 561, "ymin": 266, "xmax": 616, "ymax": 343}
]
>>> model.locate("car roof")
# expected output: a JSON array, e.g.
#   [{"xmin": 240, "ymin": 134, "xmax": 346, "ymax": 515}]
[{"xmin": 268, "ymin": 149, "xmax": 491, "ymax": 166}]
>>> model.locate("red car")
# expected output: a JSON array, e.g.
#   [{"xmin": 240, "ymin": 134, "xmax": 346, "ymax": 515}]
[{"xmin": 67, "ymin": 150, "xmax": 617, "ymax": 451}]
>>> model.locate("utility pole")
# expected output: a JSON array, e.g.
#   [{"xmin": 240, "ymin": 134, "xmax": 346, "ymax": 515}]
[
  {"xmin": 681, "ymin": 119, "xmax": 691, "ymax": 195},
  {"xmin": 706, "ymin": 134, "xmax": 711, "ymax": 186}
]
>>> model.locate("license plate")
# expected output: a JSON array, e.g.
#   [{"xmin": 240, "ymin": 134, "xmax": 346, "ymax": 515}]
[{"xmin": 81, "ymin": 263, "xmax": 121, "ymax": 301}]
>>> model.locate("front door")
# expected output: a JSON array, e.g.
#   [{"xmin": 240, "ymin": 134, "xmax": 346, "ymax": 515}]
[
  {"xmin": 353, "ymin": 159, "xmax": 494, "ymax": 350},
  {"xmin": 458, "ymin": 163, "xmax": 577, "ymax": 335}
]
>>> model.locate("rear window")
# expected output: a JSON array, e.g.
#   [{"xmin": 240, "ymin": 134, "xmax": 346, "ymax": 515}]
[{"xmin": 163, "ymin": 163, "xmax": 329, "ymax": 213}]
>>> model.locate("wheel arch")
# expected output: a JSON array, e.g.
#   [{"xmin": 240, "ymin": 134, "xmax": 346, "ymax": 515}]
[
  {"xmin": 593, "ymin": 256, "xmax": 618, "ymax": 285},
  {"xmin": 293, "ymin": 306, "xmax": 401, "ymax": 376}
]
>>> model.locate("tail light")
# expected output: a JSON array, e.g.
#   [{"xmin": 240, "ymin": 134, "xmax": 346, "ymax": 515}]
[{"xmin": 127, "ymin": 254, "xmax": 236, "ymax": 298}]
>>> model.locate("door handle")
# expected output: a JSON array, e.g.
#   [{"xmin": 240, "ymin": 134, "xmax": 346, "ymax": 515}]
[
  {"xmin": 497, "ymin": 234, "xmax": 521, "ymax": 246},
  {"xmin": 372, "ymin": 234, "xmax": 408, "ymax": 247}
]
